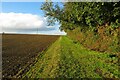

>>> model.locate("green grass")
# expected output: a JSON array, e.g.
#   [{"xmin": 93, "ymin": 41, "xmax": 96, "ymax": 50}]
[{"xmin": 23, "ymin": 36, "xmax": 119, "ymax": 78}]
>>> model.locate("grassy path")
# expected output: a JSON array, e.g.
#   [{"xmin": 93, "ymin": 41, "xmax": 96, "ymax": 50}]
[{"xmin": 24, "ymin": 36, "xmax": 119, "ymax": 78}]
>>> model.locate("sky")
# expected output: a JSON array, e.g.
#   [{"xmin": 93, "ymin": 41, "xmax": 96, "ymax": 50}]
[{"xmin": 0, "ymin": 2, "xmax": 66, "ymax": 35}]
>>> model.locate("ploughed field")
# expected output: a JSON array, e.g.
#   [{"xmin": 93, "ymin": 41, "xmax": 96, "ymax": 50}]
[{"xmin": 2, "ymin": 34, "xmax": 59, "ymax": 78}]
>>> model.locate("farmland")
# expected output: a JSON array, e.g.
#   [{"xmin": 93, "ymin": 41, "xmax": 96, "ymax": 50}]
[
  {"xmin": 1, "ymin": 2, "xmax": 120, "ymax": 79},
  {"xmin": 2, "ymin": 34, "xmax": 59, "ymax": 78},
  {"xmin": 2, "ymin": 34, "xmax": 119, "ymax": 78}
]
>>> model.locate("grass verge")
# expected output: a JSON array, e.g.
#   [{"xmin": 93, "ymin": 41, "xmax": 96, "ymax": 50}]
[{"xmin": 23, "ymin": 36, "xmax": 119, "ymax": 78}]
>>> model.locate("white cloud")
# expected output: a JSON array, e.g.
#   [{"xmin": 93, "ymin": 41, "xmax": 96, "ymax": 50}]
[{"xmin": 0, "ymin": 12, "xmax": 55, "ymax": 33}]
